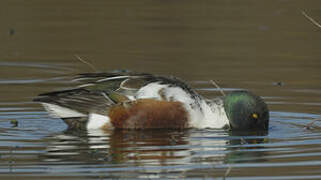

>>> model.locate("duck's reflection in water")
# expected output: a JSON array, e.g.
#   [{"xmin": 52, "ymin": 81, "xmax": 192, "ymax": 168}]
[
  {"xmin": 225, "ymin": 130, "xmax": 269, "ymax": 164},
  {"xmin": 107, "ymin": 129, "xmax": 190, "ymax": 164},
  {"xmin": 43, "ymin": 129, "xmax": 191, "ymax": 164},
  {"xmin": 42, "ymin": 128, "xmax": 268, "ymax": 178}
]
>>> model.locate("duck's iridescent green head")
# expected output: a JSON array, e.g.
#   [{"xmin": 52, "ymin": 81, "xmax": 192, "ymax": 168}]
[{"xmin": 223, "ymin": 91, "xmax": 269, "ymax": 131}]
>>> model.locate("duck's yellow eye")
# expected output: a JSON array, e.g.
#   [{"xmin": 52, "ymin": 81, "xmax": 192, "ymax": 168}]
[{"xmin": 252, "ymin": 113, "xmax": 258, "ymax": 119}]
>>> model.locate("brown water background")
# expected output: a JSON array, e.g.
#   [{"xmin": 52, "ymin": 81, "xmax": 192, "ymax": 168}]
[{"xmin": 0, "ymin": 0, "xmax": 320, "ymax": 179}]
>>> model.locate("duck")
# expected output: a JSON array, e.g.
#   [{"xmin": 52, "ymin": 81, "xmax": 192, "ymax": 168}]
[{"xmin": 34, "ymin": 72, "xmax": 269, "ymax": 131}]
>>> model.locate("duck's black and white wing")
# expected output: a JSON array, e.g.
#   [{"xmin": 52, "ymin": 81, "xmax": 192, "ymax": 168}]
[
  {"xmin": 34, "ymin": 72, "xmax": 151, "ymax": 119},
  {"xmin": 34, "ymin": 72, "xmax": 202, "ymax": 129}
]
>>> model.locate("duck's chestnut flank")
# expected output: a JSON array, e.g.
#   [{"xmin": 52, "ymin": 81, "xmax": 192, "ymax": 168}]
[{"xmin": 108, "ymin": 99, "xmax": 189, "ymax": 129}]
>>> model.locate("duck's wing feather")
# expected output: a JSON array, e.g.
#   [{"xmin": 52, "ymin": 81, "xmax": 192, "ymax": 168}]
[
  {"xmin": 73, "ymin": 72, "xmax": 200, "ymax": 99},
  {"xmin": 34, "ymin": 72, "xmax": 200, "ymax": 117}
]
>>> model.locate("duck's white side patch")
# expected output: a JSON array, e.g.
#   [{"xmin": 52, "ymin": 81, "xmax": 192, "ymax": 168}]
[
  {"xmin": 160, "ymin": 86, "xmax": 229, "ymax": 128},
  {"xmin": 163, "ymin": 86, "xmax": 194, "ymax": 102},
  {"xmin": 136, "ymin": 82, "xmax": 167, "ymax": 100},
  {"xmin": 42, "ymin": 103, "xmax": 86, "ymax": 118},
  {"xmin": 162, "ymin": 86, "xmax": 204, "ymax": 127},
  {"xmin": 87, "ymin": 113, "xmax": 111, "ymax": 129},
  {"xmin": 164, "ymin": 87, "xmax": 229, "ymax": 128}
]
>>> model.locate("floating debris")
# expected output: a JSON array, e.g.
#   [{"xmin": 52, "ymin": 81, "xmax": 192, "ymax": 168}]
[
  {"xmin": 223, "ymin": 166, "xmax": 232, "ymax": 180},
  {"xmin": 210, "ymin": 80, "xmax": 226, "ymax": 96},
  {"xmin": 74, "ymin": 54, "xmax": 97, "ymax": 72},
  {"xmin": 273, "ymin": 81, "xmax": 284, "ymax": 87},
  {"xmin": 240, "ymin": 137, "xmax": 248, "ymax": 144},
  {"xmin": 301, "ymin": 10, "xmax": 321, "ymax": 29},
  {"xmin": 305, "ymin": 117, "xmax": 321, "ymax": 130},
  {"xmin": 10, "ymin": 119, "xmax": 18, "ymax": 127},
  {"xmin": 9, "ymin": 28, "xmax": 15, "ymax": 36}
]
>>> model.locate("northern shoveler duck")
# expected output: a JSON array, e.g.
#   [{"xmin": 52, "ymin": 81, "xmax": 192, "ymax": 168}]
[{"xmin": 34, "ymin": 72, "xmax": 269, "ymax": 131}]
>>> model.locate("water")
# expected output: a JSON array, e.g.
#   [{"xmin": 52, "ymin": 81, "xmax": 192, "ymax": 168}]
[{"xmin": 0, "ymin": 0, "xmax": 320, "ymax": 179}]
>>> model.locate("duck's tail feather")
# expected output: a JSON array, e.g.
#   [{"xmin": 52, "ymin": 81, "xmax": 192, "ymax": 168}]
[{"xmin": 34, "ymin": 88, "xmax": 115, "ymax": 119}]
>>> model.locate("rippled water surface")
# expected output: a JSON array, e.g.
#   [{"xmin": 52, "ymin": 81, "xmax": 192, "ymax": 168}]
[{"xmin": 1, "ymin": 0, "xmax": 321, "ymax": 179}]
